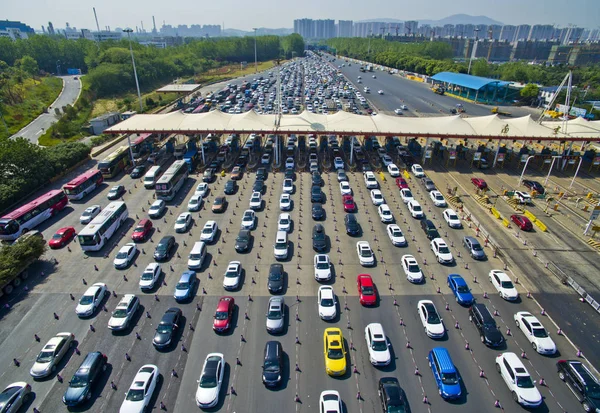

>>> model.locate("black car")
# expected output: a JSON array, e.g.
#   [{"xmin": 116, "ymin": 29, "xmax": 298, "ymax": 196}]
[
  {"xmin": 378, "ymin": 377, "xmax": 409, "ymax": 413},
  {"xmin": 284, "ymin": 169, "xmax": 295, "ymax": 181},
  {"xmin": 262, "ymin": 341, "xmax": 283, "ymax": 387},
  {"xmin": 235, "ymin": 229, "xmax": 251, "ymax": 253},
  {"xmin": 311, "ymin": 172, "xmax": 323, "ymax": 186},
  {"xmin": 344, "ymin": 214, "xmax": 360, "ymax": 236},
  {"xmin": 203, "ymin": 168, "xmax": 215, "ymax": 183},
  {"xmin": 420, "ymin": 219, "xmax": 440, "ymax": 240},
  {"xmin": 468, "ymin": 303, "xmax": 504, "ymax": 347},
  {"xmin": 62, "ymin": 352, "xmax": 107, "ymax": 406},
  {"xmin": 153, "ymin": 307, "xmax": 182, "ymax": 349},
  {"xmin": 523, "ymin": 180, "xmax": 545, "ymax": 195},
  {"xmin": 154, "ymin": 235, "xmax": 175, "ymax": 261},
  {"xmin": 312, "ymin": 224, "xmax": 327, "ymax": 252},
  {"xmin": 236, "ymin": 154, "xmax": 248, "ymax": 167},
  {"xmin": 268, "ymin": 264, "xmax": 284, "ymax": 294},
  {"xmin": 130, "ymin": 165, "xmax": 146, "ymax": 179},
  {"xmin": 253, "ymin": 179, "xmax": 265, "ymax": 194},
  {"xmin": 311, "ymin": 185, "xmax": 323, "ymax": 203},
  {"xmin": 556, "ymin": 359, "xmax": 600, "ymax": 412},
  {"xmin": 312, "ymin": 203, "xmax": 325, "ymax": 220},
  {"xmin": 224, "ymin": 180, "xmax": 237, "ymax": 195},
  {"xmin": 256, "ymin": 168, "xmax": 267, "ymax": 181},
  {"xmin": 107, "ymin": 185, "xmax": 125, "ymax": 200}
]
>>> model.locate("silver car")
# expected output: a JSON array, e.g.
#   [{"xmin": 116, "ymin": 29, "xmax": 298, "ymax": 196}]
[
  {"xmin": 266, "ymin": 296, "xmax": 285, "ymax": 334},
  {"xmin": 463, "ymin": 236, "xmax": 486, "ymax": 260},
  {"xmin": 30, "ymin": 332, "xmax": 74, "ymax": 378}
]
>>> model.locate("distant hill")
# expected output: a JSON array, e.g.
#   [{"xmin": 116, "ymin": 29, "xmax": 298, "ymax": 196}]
[
  {"xmin": 357, "ymin": 14, "xmax": 503, "ymax": 26},
  {"xmin": 222, "ymin": 27, "xmax": 293, "ymax": 37}
]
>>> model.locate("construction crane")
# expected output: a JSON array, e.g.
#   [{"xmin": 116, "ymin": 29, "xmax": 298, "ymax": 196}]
[{"xmin": 487, "ymin": 27, "xmax": 494, "ymax": 62}]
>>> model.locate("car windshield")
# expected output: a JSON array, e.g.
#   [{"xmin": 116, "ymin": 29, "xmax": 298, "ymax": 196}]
[
  {"xmin": 215, "ymin": 311, "xmax": 229, "ymax": 320},
  {"xmin": 176, "ymin": 217, "xmax": 187, "ymax": 224},
  {"xmin": 372, "ymin": 339, "xmax": 387, "ymax": 351},
  {"xmin": 200, "ymin": 373, "xmax": 217, "ymax": 388},
  {"xmin": 328, "ymin": 347, "xmax": 344, "ymax": 359},
  {"xmin": 532, "ymin": 328, "xmax": 548, "ymax": 338},
  {"xmin": 439, "ymin": 246, "xmax": 450, "ymax": 254},
  {"xmin": 435, "ymin": 195, "xmax": 444, "ymax": 200},
  {"xmin": 264, "ymin": 359, "xmax": 279, "ymax": 372},
  {"xmin": 441, "ymin": 372, "xmax": 459, "ymax": 385},
  {"xmin": 126, "ymin": 389, "xmax": 145, "ymax": 401},
  {"xmin": 403, "ymin": 190, "xmax": 412, "ymax": 197},
  {"xmin": 449, "ymin": 214, "xmax": 458, "ymax": 220},
  {"xmin": 80, "ymin": 295, "xmax": 94, "ymax": 305},
  {"xmin": 70, "ymin": 374, "xmax": 88, "ymax": 388},
  {"xmin": 316, "ymin": 261, "xmax": 329, "ymax": 269},
  {"xmin": 360, "ymin": 248, "xmax": 371, "ymax": 257},
  {"xmin": 472, "ymin": 243, "xmax": 483, "ymax": 251},
  {"xmin": 267, "ymin": 309, "xmax": 282, "ymax": 319},
  {"xmin": 457, "ymin": 285, "xmax": 469, "ymax": 293},
  {"xmin": 501, "ymin": 281, "xmax": 514, "ymax": 289},
  {"xmin": 157, "ymin": 323, "xmax": 172, "ymax": 334},
  {"xmin": 134, "ymin": 226, "xmax": 145, "ymax": 232},
  {"xmin": 412, "ymin": 205, "xmax": 422, "ymax": 211},
  {"xmin": 52, "ymin": 233, "xmax": 64, "ymax": 239},
  {"xmin": 516, "ymin": 376, "xmax": 535, "ymax": 388},
  {"xmin": 408, "ymin": 264, "xmax": 420, "ymax": 273},
  {"xmin": 392, "ymin": 229, "xmax": 401, "ymax": 237},
  {"xmin": 36, "ymin": 351, "xmax": 54, "ymax": 363},
  {"xmin": 275, "ymin": 242, "xmax": 287, "ymax": 249},
  {"xmin": 321, "ymin": 298, "xmax": 334, "ymax": 307},
  {"xmin": 176, "ymin": 282, "xmax": 189, "ymax": 290},
  {"xmin": 225, "ymin": 269, "xmax": 238, "ymax": 278},
  {"xmin": 116, "ymin": 251, "xmax": 129, "ymax": 259},
  {"xmin": 280, "ymin": 218, "xmax": 289, "ymax": 225},
  {"xmin": 202, "ymin": 228, "xmax": 213, "ymax": 234},
  {"xmin": 361, "ymin": 286, "xmax": 374, "ymax": 295},
  {"xmin": 112, "ymin": 309, "xmax": 128, "ymax": 318},
  {"xmin": 82, "ymin": 210, "xmax": 92, "ymax": 217},
  {"xmin": 141, "ymin": 271, "xmax": 154, "ymax": 280}
]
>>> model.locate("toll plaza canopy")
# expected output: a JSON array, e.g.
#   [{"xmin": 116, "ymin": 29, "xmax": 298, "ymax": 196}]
[
  {"xmin": 105, "ymin": 110, "xmax": 600, "ymax": 141},
  {"xmin": 431, "ymin": 72, "xmax": 513, "ymax": 104},
  {"xmin": 156, "ymin": 84, "xmax": 202, "ymax": 93}
]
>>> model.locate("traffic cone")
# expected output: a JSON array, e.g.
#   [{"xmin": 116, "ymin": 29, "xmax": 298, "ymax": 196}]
[
  {"xmin": 479, "ymin": 369, "xmax": 485, "ymax": 378},
  {"xmin": 527, "ymin": 291, "xmax": 532, "ymax": 298},
  {"xmin": 236, "ymin": 357, "xmax": 241, "ymax": 366},
  {"xmin": 465, "ymin": 342, "xmax": 470, "ymax": 350},
  {"xmin": 406, "ymin": 341, "xmax": 411, "ymax": 349},
  {"xmin": 75, "ymin": 347, "xmax": 80, "ymax": 355},
  {"xmin": 154, "ymin": 294, "xmax": 159, "ymax": 301},
  {"xmin": 146, "ymin": 311, "xmax": 151, "ymax": 318},
  {"xmin": 483, "ymin": 291, "xmax": 488, "ymax": 298},
  {"xmin": 455, "ymin": 321, "xmax": 460, "ymax": 329},
  {"xmin": 230, "ymin": 386, "xmax": 236, "ymax": 395},
  {"xmin": 171, "ymin": 369, "xmax": 177, "ymax": 377},
  {"xmin": 493, "ymin": 309, "xmax": 499, "ymax": 316},
  {"xmin": 244, "ymin": 312, "xmax": 249, "ymax": 320},
  {"xmin": 136, "ymin": 332, "xmax": 141, "ymax": 340},
  {"xmin": 111, "ymin": 381, "xmax": 117, "ymax": 390},
  {"xmin": 125, "ymin": 353, "xmax": 131, "ymax": 361},
  {"xmin": 399, "ymin": 318, "xmax": 404, "ymax": 326},
  {"xmin": 393, "ymin": 299, "xmax": 398, "ymax": 306},
  {"xmin": 69, "ymin": 293, "xmax": 74, "ymax": 300},
  {"xmin": 241, "ymin": 334, "xmax": 246, "ymax": 342},
  {"xmin": 189, "ymin": 322, "xmax": 194, "ymax": 331},
  {"xmin": 577, "ymin": 349, "xmax": 583, "ymax": 357},
  {"xmin": 196, "ymin": 302, "xmax": 201, "ymax": 311},
  {"xmin": 160, "ymin": 401, "xmax": 166, "ymax": 410},
  {"xmin": 294, "ymin": 393, "xmax": 300, "ymax": 403},
  {"xmin": 356, "ymin": 391, "xmax": 361, "ymax": 400},
  {"xmin": 89, "ymin": 324, "xmax": 95, "ymax": 332},
  {"xmin": 13, "ymin": 358, "xmax": 20, "ymax": 367},
  {"xmin": 296, "ymin": 336, "xmax": 300, "ymax": 344},
  {"xmin": 494, "ymin": 400, "xmax": 501, "ymax": 408},
  {"xmin": 34, "ymin": 333, "xmax": 40, "ymax": 342},
  {"xmin": 202, "ymin": 287, "xmax": 207, "ymax": 294},
  {"xmin": 422, "ymin": 395, "xmax": 429, "ymax": 404},
  {"xmin": 82, "ymin": 278, "xmax": 87, "ymax": 285},
  {"xmin": 557, "ymin": 328, "xmax": 562, "ymax": 335},
  {"xmin": 539, "ymin": 377, "xmax": 546, "ymax": 386},
  {"xmin": 437, "ymin": 287, "xmax": 441, "ymax": 293},
  {"xmin": 506, "ymin": 328, "xmax": 511, "ymax": 336},
  {"xmin": 445, "ymin": 303, "xmax": 449, "ymax": 311},
  {"xmin": 181, "ymin": 344, "xmax": 187, "ymax": 352},
  {"xmin": 248, "ymin": 294, "xmax": 252, "ymax": 301},
  {"xmin": 414, "ymin": 366, "xmax": 419, "ymax": 375},
  {"xmin": 53, "ymin": 312, "xmax": 59, "ymax": 320},
  {"xmin": 521, "ymin": 351, "xmax": 527, "ymax": 359},
  {"xmin": 57, "ymin": 374, "xmax": 63, "ymax": 383},
  {"xmin": 540, "ymin": 308, "xmax": 546, "ymax": 316}
]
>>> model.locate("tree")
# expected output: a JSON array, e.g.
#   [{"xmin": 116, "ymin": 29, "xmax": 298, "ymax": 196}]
[
  {"xmin": 17, "ymin": 56, "xmax": 39, "ymax": 78},
  {"xmin": 471, "ymin": 59, "xmax": 490, "ymax": 77},
  {"xmin": 520, "ymin": 83, "xmax": 540, "ymax": 104}
]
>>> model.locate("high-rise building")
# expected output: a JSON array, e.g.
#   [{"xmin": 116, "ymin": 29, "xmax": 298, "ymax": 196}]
[
  {"xmin": 338, "ymin": 20, "xmax": 353, "ymax": 37},
  {"xmin": 0, "ymin": 20, "xmax": 35, "ymax": 40},
  {"xmin": 293, "ymin": 18, "xmax": 315, "ymax": 38},
  {"xmin": 499, "ymin": 25, "xmax": 517, "ymax": 42},
  {"xmin": 353, "ymin": 22, "xmax": 369, "ymax": 37},
  {"xmin": 488, "ymin": 24, "xmax": 502, "ymax": 40},
  {"xmin": 315, "ymin": 19, "xmax": 335, "ymax": 39},
  {"xmin": 528, "ymin": 24, "xmax": 555, "ymax": 41},
  {"xmin": 48, "ymin": 21, "xmax": 55, "ymax": 35},
  {"xmin": 442, "ymin": 24, "xmax": 455, "ymax": 37},
  {"xmin": 404, "ymin": 20, "xmax": 418, "ymax": 36}
]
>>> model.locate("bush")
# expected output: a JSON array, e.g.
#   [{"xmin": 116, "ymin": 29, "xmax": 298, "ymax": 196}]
[
  {"xmin": 0, "ymin": 235, "xmax": 46, "ymax": 286},
  {"xmin": 90, "ymin": 134, "xmax": 114, "ymax": 147}
]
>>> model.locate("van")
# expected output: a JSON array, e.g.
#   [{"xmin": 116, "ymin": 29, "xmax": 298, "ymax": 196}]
[
  {"xmin": 428, "ymin": 347, "xmax": 461, "ymax": 399},
  {"xmin": 62, "ymin": 351, "xmax": 107, "ymax": 406},
  {"xmin": 273, "ymin": 231, "xmax": 288, "ymax": 260},
  {"xmin": 188, "ymin": 241, "xmax": 207, "ymax": 270},
  {"xmin": 143, "ymin": 165, "xmax": 162, "ymax": 189},
  {"xmin": 262, "ymin": 341, "xmax": 283, "ymax": 387}
]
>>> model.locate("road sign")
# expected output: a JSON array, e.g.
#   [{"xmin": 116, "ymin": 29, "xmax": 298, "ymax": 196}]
[
  {"xmin": 473, "ymin": 152, "xmax": 481, "ymax": 161},
  {"xmin": 520, "ymin": 154, "xmax": 529, "ymax": 163},
  {"xmin": 497, "ymin": 153, "xmax": 505, "ymax": 162},
  {"xmin": 593, "ymin": 156, "xmax": 600, "ymax": 166},
  {"xmin": 449, "ymin": 150, "xmax": 457, "ymax": 160},
  {"xmin": 425, "ymin": 150, "xmax": 432, "ymax": 159},
  {"xmin": 591, "ymin": 206, "xmax": 600, "ymax": 221}
]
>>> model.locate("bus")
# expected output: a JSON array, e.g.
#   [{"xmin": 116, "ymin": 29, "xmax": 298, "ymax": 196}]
[
  {"xmin": 78, "ymin": 201, "xmax": 128, "ymax": 251},
  {"xmin": 0, "ymin": 190, "xmax": 68, "ymax": 241},
  {"xmin": 192, "ymin": 104, "xmax": 206, "ymax": 114},
  {"xmin": 98, "ymin": 146, "xmax": 131, "ymax": 178},
  {"xmin": 130, "ymin": 133, "xmax": 154, "ymax": 159},
  {"xmin": 62, "ymin": 169, "xmax": 104, "ymax": 200},
  {"xmin": 155, "ymin": 160, "xmax": 189, "ymax": 201}
]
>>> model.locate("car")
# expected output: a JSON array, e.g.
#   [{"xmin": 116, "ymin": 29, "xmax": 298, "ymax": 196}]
[
  {"xmin": 395, "ymin": 177, "xmax": 409, "ymax": 189},
  {"xmin": 266, "ymin": 296, "xmax": 285, "ymax": 334},
  {"xmin": 511, "ymin": 214, "xmax": 533, "ymax": 231},
  {"xmin": 363, "ymin": 172, "xmax": 379, "ymax": 189},
  {"xmin": 174, "ymin": 212, "xmax": 193, "ymax": 233},
  {"xmin": 153, "ymin": 307, "xmax": 181, "ymax": 349},
  {"xmin": 400, "ymin": 188, "xmax": 414, "ymax": 204},
  {"xmin": 49, "ymin": 226, "xmax": 76, "ymax": 249},
  {"xmin": 249, "ymin": 191, "xmax": 262, "ymax": 210},
  {"xmin": 194, "ymin": 182, "xmax": 209, "ymax": 197},
  {"xmin": 261, "ymin": 153, "xmax": 270, "ymax": 165},
  {"xmin": 285, "ymin": 157, "xmax": 295, "ymax": 169},
  {"xmin": 235, "ymin": 228, "xmax": 252, "ymax": 252},
  {"xmin": 268, "ymin": 263, "xmax": 284, "ymax": 294},
  {"xmin": 378, "ymin": 204, "xmax": 394, "ymax": 223},
  {"xmin": 278, "ymin": 213, "xmax": 292, "ymax": 232},
  {"xmin": 80, "ymin": 205, "xmax": 101, "ymax": 224},
  {"xmin": 401, "ymin": 254, "xmax": 423, "ymax": 283},
  {"xmin": 514, "ymin": 311, "xmax": 557, "ymax": 354},
  {"xmin": 323, "ymin": 328, "xmax": 347, "ymax": 376},
  {"xmin": 319, "ymin": 390, "xmax": 342, "ymax": 413},
  {"xmin": 418, "ymin": 300, "xmax": 445, "ymax": 338},
  {"xmin": 314, "ymin": 254, "xmax": 332, "ymax": 281},
  {"xmin": 386, "ymin": 224, "xmax": 406, "ymax": 246},
  {"xmin": 421, "ymin": 177, "xmax": 436, "ymax": 192},
  {"xmin": 469, "ymin": 303, "xmax": 504, "ymax": 347},
  {"xmin": 221, "ymin": 260, "xmax": 242, "ymax": 290},
  {"xmin": 200, "ymin": 221, "xmax": 218, "ymax": 243},
  {"xmin": 230, "ymin": 166, "xmax": 243, "ymax": 180},
  {"xmin": 130, "ymin": 165, "xmax": 146, "ymax": 178},
  {"xmin": 394, "ymin": 108, "xmax": 403, "ymax": 115},
  {"xmin": 337, "ymin": 170, "xmax": 348, "ymax": 182},
  {"xmin": 30, "ymin": 332, "xmax": 75, "ymax": 378},
  {"xmin": 318, "ymin": 286, "xmax": 337, "ymax": 320},
  {"xmin": 381, "ymin": 155, "xmax": 393, "ymax": 167},
  {"xmin": 471, "ymin": 177, "xmax": 488, "ymax": 190},
  {"xmin": 154, "ymin": 235, "xmax": 175, "ymax": 261},
  {"xmin": 461, "ymin": 236, "xmax": 486, "ymax": 260},
  {"xmin": 378, "ymin": 377, "xmax": 409, "ymax": 413},
  {"xmin": 202, "ymin": 168, "xmax": 215, "ymax": 183},
  {"xmin": 357, "ymin": 274, "xmax": 376, "ymax": 306},
  {"xmin": 148, "ymin": 200, "xmax": 166, "ymax": 218},
  {"xmin": 62, "ymin": 352, "xmax": 107, "ymax": 406},
  {"xmin": 174, "ymin": 271, "xmax": 197, "ymax": 302},
  {"xmin": 76, "ymin": 283, "xmax": 107, "ymax": 317},
  {"xmin": 312, "ymin": 203, "xmax": 325, "ymax": 220},
  {"xmin": 556, "ymin": 359, "xmax": 600, "ymax": 413},
  {"xmin": 429, "ymin": 190, "xmax": 447, "ymax": 207},
  {"xmin": 275, "ymin": 194, "xmax": 291, "ymax": 213},
  {"xmin": 447, "ymin": 274, "xmax": 474, "ymax": 305},
  {"xmin": 364, "ymin": 323, "xmax": 391, "ymax": 365},
  {"xmin": 252, "ymin": 179, "xmax": 264, "ymax": 194},
  {"xmin": 370, "ymin": 189, "xmax": 384, "ymax": 206},
  {"xmin": 211, "ymin": 196, "xmax": 227, "ymax": 213},
  {"xmin": 108, "ymin": 294, "xmax": 139, "ymax": 331},
  {"xmin": 523, "ymin": 180, "xmax": 545, "ymax": 194},
  {"xmin": 213, "ymin": 296, "xmax": 235, "ymax": 333},
  {"xmin": 120, "ymin": 365, "xmax": 160, "ymax": 412},
  {"xmin": 443, "ymin": 209, "xmax": 462, "ymax": 228},
  {"xmin": 187, "ymin": 193, "xmax": 203, "ymax": 211},
  {"xmin": 334, "ymin": 157, "xmax": 344, "ymax": 170},
  {"xmin": 356, "ymin": 241, "xmax": 374, "ymax": 266},
  {"xmin": 282, "ymin": 178, "xmax": 294, "ymax": 194},
  {"xmin": 284, "ymin": 168, "xmax": 295, "ymax": 181},
  {"xmin": 195, "ymin": 353, "xmax": 224, "ymax": 408},
  {"xmin": 428, "ymin": 347, "xmax": 462, "ymax": 400},
  {"xmin": 309, "ymin": 161, "xmax": 319, "ymax": 173},
  {"xmin": 344, "ymin": 213, "xmax": 360, "ymax": 235},
  {"xmin": 387, "ymin": 163, "xmax": 400, "ymax": 177},
  {"xmin": 223, "ymin": 179, "xmax": 236, "ymax": 195},
  {"xmin": 107, "ymin": 185, "xmax": 125, "ymax": 200},
  {"xmin": 400, "ymin": 104, "xmax": 408, "ymax": 110},
  {"xmin": 496, "ymin": 352, "xmax": 542, "ymax": 408},
  {"xmin": 312, "ymin": 224, "xmax": 327, "ymax": 252},
  {"xmin": 312, "ymin": 172, "xmax": 323, "ymax": 186},
  {"xmin": 338, "ymin": 194, "xmax": 355, "ymax": 213},
  {"xmin": 311, "ymin": 185, "xmax": 323, "ymax": 203},
  {"xmin": 240, "ymin": 210, "xmax": 256, "ymax": 231},
  {"xmin": 407, "ymin": 200, "xmax": 424, "ymax": 219},
  {"xmin": 262, "ymin": 341, "xmax": 283, "ymax": 387},
  {"xmin": 421, "ymin": 219, "xmax": 440, "ymax": 240},
  {"xmin": 514, "ymin": 191, "xmax": 532, "ymax": 205},
  {"xmin": 339, "ymin": 181, "xmax": 352, "ymax": 196},
  {"xmin": 411, "ymin": 164, "xmax": 425, "ymax": 177},
  {"xmin": 139, "ymin": 263, "xmax": 161, "ymax": 291}
]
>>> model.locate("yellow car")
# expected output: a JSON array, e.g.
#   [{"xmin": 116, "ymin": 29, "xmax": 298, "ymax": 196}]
[{"xmin": 323, "ymin": 328, "xmax": 347, "ymax": 376}]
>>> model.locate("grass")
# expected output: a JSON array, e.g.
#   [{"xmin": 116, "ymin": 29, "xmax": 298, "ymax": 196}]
[
  {"xmin": 196, "ymin": 60, "xmax": 283, "ymax": 84},
  {"xmin": 0, "ymin": 77, "xmax": 63, "ymax": 139}
]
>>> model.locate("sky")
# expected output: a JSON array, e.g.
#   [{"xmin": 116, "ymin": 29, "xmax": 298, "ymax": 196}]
[{"xmin": 5, "ymin": 0, "xmax": 599, "ymax": 32}]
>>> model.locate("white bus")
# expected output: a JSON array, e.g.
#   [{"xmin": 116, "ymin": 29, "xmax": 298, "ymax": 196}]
[
  {"xmin": 78, "ymin": 201, "xmax": 128, "ymax": 251},
  {"xmin": 155, "ymin": 160, "xmax": 188, "ymax": 201}
]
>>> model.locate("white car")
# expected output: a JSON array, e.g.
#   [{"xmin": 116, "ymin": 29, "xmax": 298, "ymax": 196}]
[
  {"xmin": 443, "ymin": 209, "xmax": 462, "ymax": 228},
  {"xmin": 108, "ymin": 294, "xmax": 139, "ymax": 331},
  {"xmin": 334, "ymin": 157, "xmax": 344, "ymax": 170},
  {"xmin": 140, "ymin": 263, "xmax": 161, "ymax": 291},
  {"xmin": 318, "ymin": 286, "xmax": 337, "ymax": 320},
  {"xmin": 430, "ymin": 238, "xmax": 454, "ymax": 264},
  {"xmin": 30, "ymin": 332, "xmax": 75, "ymax": 378},
  {"xmin": 273, "ymin": 235, "xmax": 288, "ymax": 260},
  {"xmin": 148, "ymin": 200, "xmax": 166, "ymax": 218},
  {"xmin": 387, "ymin": 163, "xmax": 400, "ymax": 177},
  {"xmin": 407, "ymin": 200, "xmax": 424, "ymax": 219},
  {"xmin": 266, "ymin": 296, "xmax": 285, "ymax": 333},
  {"xmin": 381, "ymin": 155, "xmax": 393, "ymax": 167},
  {"xmin": 363, "ymin": 172, "xmax": 379, "ymax": 189},
  {"xmin": 339, "ymin": 181, "xmax": 352, "ymax": 196},
  {"xmin": 240, "ymin": 210, "xmax": 255, "ymax": 230},
  {"xmin": 386, "ymin": 224, "xmax": 406, "ymax": 246},
  {"xmin": 76, "ymin": 283, "xmax": 107, "ymax": 317},
  {"xmin": 200, "ymin": 221, "xmax": 218, "ymax": 242},
  {"xmin": 496, "ymin": 353, "xmax": 542, "ymax": 408},
  {"xmin": 400, "ymin": 188, "xmax": 414, "ymax": 204},
  {"xmin": 377, "ymin": 204, "xmax": 394, "ymax": 223},
  {"xmin": 378, "ymin": 90, "xmax": 384, "ymax": 95},
  {"xmin": 514, "ymin": 191, "xmax": 532, "ymax": 205},
  {"xmin": 195, "ymin": 183, "xmax": 209, "ymax": 198},
  {"xmin": 429, "ymin": 190, "xmax": 447, "ymax": 207},
  {"xmin": 0, "ymin": 382, "xmax": 31, "ymax": 411},
  {"xmin": 394, "ymin": 108, "xmax": 403, "ymax": 115},
  {"xmin": 314, "ymin": 254, "xmax": 332, "ymax": 281},
  {"xmin": 401, "ymin": 254, "xmax": 423, "ymax": 283},
  {"xmin": 411, "ymin": 164, "xmax": 425, "ymax": 177},
  {"xmin": 114, "ymin": 243, "xmax": 138, "ymax": 269},
  {"xmin": 319, "ymin": 390, "xmax": 342, "ymax": 413},
  {"xmin": 279, "ymin": 193, "xmax": 291, "ymax": 211},
  {"xmin": 418, "ymin": 300, "xmax": 445, "ymax": 338},
  {"xmin": 261, "ymin": 153, "xmax": 270, "ymax": 164},
  {"xmin": 285, "ymin": 157, "xmax": 295, "ymax": 169},
  {"xmin": 187, "ymin": 193, "xmax": 203, "ymax": 212},
  {"xmin": 278, "ymin": 213, "xmax": 292, "ymax": 232},
  {"xmin": 370, "ymin": 189, "xmax": 384, "ymax": 206},
  {"xmin": 80, "ymin": 205, "xmax": 101, "ymax": 224},
  {"xmin": 400, "ymin": 104, "xmax": 408, "ymax": 110},
  {"xmin": 282, "ymin": 179, "xmax": 294, "ymax": 194},
  {"xmin": 514, "ymin": 312, "xmax": 557, "ymax": 355},
  {"xmin": 174, "ymin": 212, "xmax": 192, "ymax": 233},
  {"xmin": 364, "ymin": 323, "xmax": 391, "ymax": 366},
  {"xmin": 356, "ymin": 241, "xmax": 375, "ymax": 266},
  {"xmin": 249, "ymin": 191, "xmax": 262, "ymax": 210},
  {"xmin": 489, "ymin": 270, "xmax": 519, "ymax": 301},
  {"xmin": 195, "ymin": 353, "xmax": 224, "ymax": 408},
  {"xmin": 223, "ymin": 261, "xmax": 242, "ymax": 290},
  {"xmin": 120, "ymin": 365, "xmax": 160, "ymax": 413}
]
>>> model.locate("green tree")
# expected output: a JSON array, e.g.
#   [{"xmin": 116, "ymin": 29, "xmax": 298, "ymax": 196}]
[
  {"xmin": 471, "ymin": 59, "xmax": 490, "ymax": 77},
  {"xmin": 520, "ymin": 83, "xmax": 540, "ymax": 104},
  {"xmin": 17, "ymin": 56, "xmax": 39, "ymax": 77}
]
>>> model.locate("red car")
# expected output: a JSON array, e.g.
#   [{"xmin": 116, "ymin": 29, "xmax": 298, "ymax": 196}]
[
  {"xmin": 342, "ymin": 195, "xmax": 356, "ymax": 212},
  {"xmin": 357, "ymin": 274, "xmax": 377, "ymax": 306},
  {"xmin": 511, "ymin": 214, "xmax": 533, "ymax": 231},
  {"xmin": 395, "ymin": 177, "xmax": 409, "ymax": 189},
  {"xmin": 471, "ymin": 177, "xmax": 488, "ymax": 190},
  {"xmin": 48, "ymin": 227, "xmax": 76, "ymax": 249},
  {"xmin": 131, "ymin": 219, "xmax": 153, "ymax": 242},
  {"xmin": 213, "ymin": 296, "xmax": 235, "ymax": 332}
]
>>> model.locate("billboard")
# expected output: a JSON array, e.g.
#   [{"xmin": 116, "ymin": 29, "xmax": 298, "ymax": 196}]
[{"xmin": 556, "ymin": 104, "xmax": 587, "ymax": 117}]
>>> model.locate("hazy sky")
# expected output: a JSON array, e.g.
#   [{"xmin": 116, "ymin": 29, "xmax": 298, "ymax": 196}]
[{"xmin": 5, "ymin": 0, "xmax": 599, "ymax": 31}]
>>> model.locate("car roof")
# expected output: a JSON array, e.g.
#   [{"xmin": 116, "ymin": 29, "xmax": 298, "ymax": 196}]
[
  {"xmin": 358, "ymin": 274, "xmax": 373, "ymax": 284},
  {"xmin": 501, "ymin": 352, "xmax": 528, "ymax": 375},
  {"xmin": 158, "ymin": 235, "xmax": 174, "ymax": 244},
  {"xmin": 118, "ymin": 294, "xmax": 136, "ymax": 306},
  {"xmin": 217, "ymin": 296, "xmax": 234, "ymax": 310},
  {"xmin": 367, "ymin": 322, "xmax": 385, "ymax": 336},
  {"xmin": 449, "ymin": 274, "xmax": 466, "ymax": 284},
  {"xmin": 178, "ymin": 271, "xmax": 194, "ymax": 282},
  {"xmin": 84, "ymin": 283, "xmax": 104, "ymax": 295},
  {"xmin": 131, "ymin": 365, "xmax": 157, "ymax": 387},
  {"xmin": 319, "ymin": 286, "xmax": 334, "ymax": 297}
]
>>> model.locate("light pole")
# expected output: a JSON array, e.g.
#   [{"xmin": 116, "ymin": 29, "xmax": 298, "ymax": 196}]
[
  {"xmin": 518, "ymin": 155, "xmax": 535, "ymax": 186},
  {"xmin": 544, "ymin": 156, "xmax": 562, "ymax": 185},
  {"xmin": 569, "ymin": 157, "xmax": 584, "ymax": 189},
  {"xmin": 253, "ymin": 28, "xmax": 258, "ymax": 73},
  {"xmin": 123, "ymin": 28, "xmax": 141, "ymax": 167}
]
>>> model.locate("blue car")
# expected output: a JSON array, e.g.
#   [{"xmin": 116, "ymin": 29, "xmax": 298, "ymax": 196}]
[
  {"xmin": 447, "ymin": 274, "xmax": 474, "ymax": 305},
  {"xmin": 428, "ymin": 347, "xmax": 462, "ymax": 400},
  {"xmin": 174, "ymin": 271, "xmax": 197, "ymax": 302}
]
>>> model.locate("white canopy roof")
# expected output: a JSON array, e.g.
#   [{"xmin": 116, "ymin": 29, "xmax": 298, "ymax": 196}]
[{"xmin": 542, "ymin": 117, "xmax": 600, "ymax": 138}]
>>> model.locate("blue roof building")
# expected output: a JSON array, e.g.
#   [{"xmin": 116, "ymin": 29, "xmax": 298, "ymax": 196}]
[{"xmin": 431, "ymin": 72, "xmax": 513, "ymax": 104}]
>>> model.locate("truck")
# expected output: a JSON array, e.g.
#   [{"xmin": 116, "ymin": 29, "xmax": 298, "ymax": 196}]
[
  {"xmin": 366, "ymin": 65, "xmax": 373, "ymax": 72},
  {"xmin": 491, "ymin": 107, "xmax": 512, "ymax": 116},
  {"xmin": 0, "ymin": 235, "xmax": 46, "ymax": 297}
]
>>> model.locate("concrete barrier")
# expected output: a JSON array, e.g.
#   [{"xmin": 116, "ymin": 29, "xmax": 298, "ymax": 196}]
[
  {"xmin": 523, "ymin": 210, "xmax": 537, "ymax": 221},
  {"xmin": 490, "ymin": 207, "xmax": 501, "ymax": 219},
  {"xmin": 533, "ymin": 219, "xmax": 548, "ymax": 232}
]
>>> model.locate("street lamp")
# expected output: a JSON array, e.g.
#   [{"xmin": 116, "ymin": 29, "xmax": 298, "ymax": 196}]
[
  {"xmin": 518, "ymin": 155, "xmax": 535, "ymax": 186},
  {"xmin": 544, "ymin": 156, "xmax": 562, "ymax": 185},
  {"xmin": 123, "ymin": 28, "xmax": 141, "ymax": 167},
  {"xmin": 253, "ymin": 28, "xmax": 258, "ymax": 73}
]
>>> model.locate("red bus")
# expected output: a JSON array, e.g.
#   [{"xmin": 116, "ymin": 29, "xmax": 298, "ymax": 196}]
[
  {"xmin": 62, "ymin": 169, "xmax": 104, "ymax": 200},
  {"xmin": 192, "ymin": 104, "xmax": 206, "ymax": 114},
  {"xmin": 0, "ymin": 190, "xmax": 68, "ymax": 241}
]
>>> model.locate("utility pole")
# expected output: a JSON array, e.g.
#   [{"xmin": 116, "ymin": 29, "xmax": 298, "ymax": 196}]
[
  {"xmin": 253, "ymin": 28, "xmax": 258, "ymax": 73},
  {"xmin": 468, "ymin": 28, "xmax": 481, "ymax": 74},
  {"xmin": 123, "ymin": 28, "xmax": 141, "ymax": 167},
  {"xmin": 368, "ymin": 29, "xmax": 373, "ymax": 55}
]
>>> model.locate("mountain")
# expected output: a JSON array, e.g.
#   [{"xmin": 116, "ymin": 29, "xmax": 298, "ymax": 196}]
[
  {"xmin": 357, "ymin": 14, "xmax": 503, "ymax": 26},
  {"xmin": 222, "ymin": 27, "xmax": 293, "ymax": 37}
]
